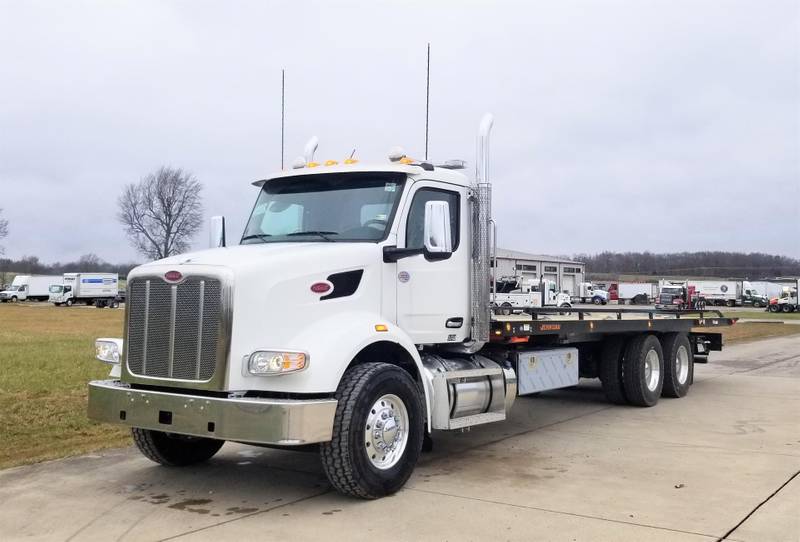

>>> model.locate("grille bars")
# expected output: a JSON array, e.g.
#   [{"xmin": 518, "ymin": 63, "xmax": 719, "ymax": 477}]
[
  {"xmin": 168, "ymin": 285, "xmax": 177, "ymax": 377},
  {"xmin": 142, "ymin": 280, "xmax": 150, "ymax": 374},
  {"xmin": 196, "ymin": 281, "xmax": 205, "ymax": 380}
]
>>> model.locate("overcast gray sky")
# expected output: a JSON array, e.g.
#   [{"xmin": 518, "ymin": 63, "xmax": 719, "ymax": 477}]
[{"xmin": 1, "ymin": 0, "xmax": 798, "ymax": 263}]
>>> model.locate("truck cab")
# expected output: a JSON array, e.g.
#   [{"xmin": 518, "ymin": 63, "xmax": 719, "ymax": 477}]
[{"xmin": 0, "ymin": 276, "xmax": 28, "ymax": 302}]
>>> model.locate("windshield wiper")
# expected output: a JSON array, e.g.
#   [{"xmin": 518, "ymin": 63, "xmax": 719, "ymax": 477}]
[
  {"xmin": 241, "ymin": 233, "xmax": 273, "ymax": 243},
  {"xmin": 285, "ymin": 231, "xmax": 338, "ymax": 242}
]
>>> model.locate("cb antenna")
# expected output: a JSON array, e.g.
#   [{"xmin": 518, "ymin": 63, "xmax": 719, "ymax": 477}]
[
  {"xmin": 425, "ymin": 42, "xmax": 430, "ymax": 160},
  {"xmin": 281, "ymin": 68, "xmax": 285, "ymax": 169}
]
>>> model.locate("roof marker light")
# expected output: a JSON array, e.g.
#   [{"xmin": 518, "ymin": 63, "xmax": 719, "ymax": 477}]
[
  {"xmin": 388, "ymin": 146, "xmax": 406, "ymax": 162},
  {"xmin": 324, "ymin": 159, "xmax": 338, "ymax": 166},
  {"xmin": 344, "ymin": 158, "xmax": 359, "ymax": 164}
]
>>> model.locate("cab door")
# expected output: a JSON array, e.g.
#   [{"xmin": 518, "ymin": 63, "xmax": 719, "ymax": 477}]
[{"xmin": 394, "ymin": 181, "xmax": 470, "ymax": 345}]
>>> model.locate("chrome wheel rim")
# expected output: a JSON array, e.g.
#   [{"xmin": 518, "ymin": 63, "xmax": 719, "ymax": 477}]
[
  {"xmin": 644, "ymin": 349, "xmax": 661, "ymax": 392},
  {"xmin": 676, "ymin": 345, "xmax": 690, "ymax": 384},
  {"xmin": 364, "ymin": 394, "xmax": 408, "ymax": 470}
]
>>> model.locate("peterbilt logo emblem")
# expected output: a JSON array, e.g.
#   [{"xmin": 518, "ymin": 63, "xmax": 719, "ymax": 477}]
[{"xmin": 164, "ymin": 270, "xmax": 183, "ymax": 282}]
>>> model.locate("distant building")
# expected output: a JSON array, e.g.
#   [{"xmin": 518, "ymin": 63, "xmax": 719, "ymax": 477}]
[{"xmin": 494, "ymin": 248, "xmax": 585, "ymax": 295}]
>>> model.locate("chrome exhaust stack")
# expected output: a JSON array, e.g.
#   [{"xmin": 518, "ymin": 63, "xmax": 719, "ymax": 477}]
[{"xmin": 471, "ymin": 114, "xmax": 494, "ymax": 345}]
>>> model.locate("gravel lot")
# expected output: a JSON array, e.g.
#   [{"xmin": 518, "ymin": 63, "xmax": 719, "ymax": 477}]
[{"xmin": 1, "ymin": 335, "xmax": 798, "ymax": 542}]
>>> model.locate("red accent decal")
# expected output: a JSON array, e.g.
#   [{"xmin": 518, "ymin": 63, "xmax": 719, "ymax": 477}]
[{"xmin": 311, "ymin": 282, "xmax": 332, "ymax": 294}]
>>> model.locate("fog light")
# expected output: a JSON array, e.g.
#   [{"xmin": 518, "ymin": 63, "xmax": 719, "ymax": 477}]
[
  {"xmin": 247, "ymin": 351, "xmax": 307, "ymax": 375},
  {"xmin": 95, "ymin": 338, "xmax": 122, "ymax": 364}
]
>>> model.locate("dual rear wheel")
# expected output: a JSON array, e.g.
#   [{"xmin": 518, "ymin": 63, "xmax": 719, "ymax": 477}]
[{"xmin": 600, "ymin": 332, "xmax": 693, "ymax": 407}]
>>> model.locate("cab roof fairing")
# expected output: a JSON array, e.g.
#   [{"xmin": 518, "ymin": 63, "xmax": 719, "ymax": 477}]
[{"xmin": 251, "ymin": 162, "xmax": 472, "ymax": 188}]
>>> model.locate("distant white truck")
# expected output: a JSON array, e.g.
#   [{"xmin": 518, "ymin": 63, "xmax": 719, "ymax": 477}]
[
  {"xmin": 50, "ymin": 273, "xmax": 119, "ymax": 307},
  {"xmin": 493, "ymin": 276, "xmax": 571, "ymax": 313},
  {"xmin": 573, "ymin": 282, "xmax": 609, "ymax": 305},
  {"xmin": 688, "ymin": 280, "xmax": 767, "ymax": 308},
  {"xmin": 0, "ymin": 274, "xmax": 62, "ymax": 302}
]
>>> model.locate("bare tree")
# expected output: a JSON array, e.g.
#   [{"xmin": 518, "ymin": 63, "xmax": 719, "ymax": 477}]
[
  {"xmin": 0, "ymin": 208, "xmax": 8, "ymax": 255},
  {"xmin": 118, "ymin": 167, "xmax": 204, "ymax": 260}
]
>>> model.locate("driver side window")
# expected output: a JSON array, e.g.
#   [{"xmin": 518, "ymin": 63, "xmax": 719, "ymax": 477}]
[{"xmin": 405, "ymin": 188, "xmax": 460, "ymax": 251}]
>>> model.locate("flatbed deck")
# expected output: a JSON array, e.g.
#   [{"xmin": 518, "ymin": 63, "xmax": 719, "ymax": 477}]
[{"xmin": 490, "ymin": 307, "xmax": 737, "ymax": 341}]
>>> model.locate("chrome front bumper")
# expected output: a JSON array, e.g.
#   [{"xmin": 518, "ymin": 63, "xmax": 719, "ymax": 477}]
[{"xmin": 88, "ymin": 380, "xmax": 338, "ymax": 445}]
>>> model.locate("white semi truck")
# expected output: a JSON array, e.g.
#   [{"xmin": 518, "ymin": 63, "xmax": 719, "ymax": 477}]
[
  {"xmin": 0, "ymin": 274, "xmax": 61, "ymax": 302},
  {"xmin": 493, "ymin": 276, "xmax": 572, "ymax": 313},
  {"xmin": 88, "ymin": 116, "xmax": 734, "ymax": 499},
  {"xmin": 50, "ymin": 272, "xmax": 119, "ymax": 307},
  {"xmin": 572, "ymin": 282, "xmax": 609, "ymax": 305}
]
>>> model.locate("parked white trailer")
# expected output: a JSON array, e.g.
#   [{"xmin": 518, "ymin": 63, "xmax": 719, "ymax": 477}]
[
  {"xmin": 50, "ymin": 273, "xmax": 119, "ymax": 307},
  {"xmin": 0, "ymin": 275, "xmax": 62, "ymax": 302},
  {"xmin": 686, "ymin": 280, "xmax": 767, "ymax": 308},
  {"xmin": 88, "ymin": 114, "xmax": 734, "ymax": 499},
  {"xmin": 616, "ymin": 282, "xmax": 656, "ymax": 305}
]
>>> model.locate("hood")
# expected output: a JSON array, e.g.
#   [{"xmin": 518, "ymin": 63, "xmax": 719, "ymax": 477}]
[{"xmin": 133, "ymin": 242, "xmax": 380, "ymax": 276}]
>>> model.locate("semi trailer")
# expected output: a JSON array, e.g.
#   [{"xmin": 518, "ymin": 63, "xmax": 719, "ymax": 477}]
[
  {"xmin": 0, "ymin": 274, "xmax": 61, "ymax": 302},
  {"xmin": 610, "ymin": 282, "xmax": 656, "ymax": 305},
  {"xmin": 88, "ymin": 115, "xmax": 735, "ymax": 499}
]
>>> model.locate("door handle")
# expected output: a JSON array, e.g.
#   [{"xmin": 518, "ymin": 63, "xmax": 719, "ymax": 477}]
[{"xmin": 445, "ymin": 317, "xmax": 463, "ymax": 329}]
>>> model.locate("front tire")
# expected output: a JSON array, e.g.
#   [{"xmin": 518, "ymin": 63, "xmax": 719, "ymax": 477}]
[
  {"xmin": 661, "ymin": 333, "xmax": 693, "ymax": 398},
  {"xmin": 320, "ymin": 363, "xmax": 423, "ymax": 499},
  {"xmin": 622, "ymin": 335, "xmax": 664, "ymax": 407},
  {"xmin": 132, "ymin": 428, "xmax": 224, "ymax": 466},
  {"xmin": 65, "ymin": 298, "xmax": 73, "ymax": 306}
]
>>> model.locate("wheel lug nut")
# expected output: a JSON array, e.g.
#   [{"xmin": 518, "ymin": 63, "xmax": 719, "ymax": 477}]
[{"xmin": 381, "ymin": 412, "xmax": 388, "ymax": 420}]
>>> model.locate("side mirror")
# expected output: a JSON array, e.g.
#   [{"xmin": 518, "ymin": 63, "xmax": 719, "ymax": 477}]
[
  {"xmin": 423, "ymin": 201, "xmax": 452, "ymax": 255},
  {"xmin": 210, "ymin": 216, "xmax": 226, "ymax": 248}
]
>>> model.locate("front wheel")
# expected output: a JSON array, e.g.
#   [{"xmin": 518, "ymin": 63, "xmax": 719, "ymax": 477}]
[
  {"xmin": 593, "ymin": 297, "xmax": 602, "ymax": 305},
  {"xmin": 132, "ymin": 428, "xmax": 224, "ymax": 466},
  {"xmin": 768, "ymin": 304, "xmax": 779, "ymax": 313},
  {"xmin": 320, "ymin": 363, "xmax": 423, "ymax": 499},
  {"xmin": 65, "ymin": 298, "xmax": 73, "ymax": 307}
]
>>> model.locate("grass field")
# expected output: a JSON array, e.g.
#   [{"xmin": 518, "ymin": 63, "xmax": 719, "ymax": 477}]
[
  {"xmin": 0, "ymin": 304, "xmax": 130, "ymax": 469},
  {"xmin": 0, "ymin": 302, "xmax": 799, "ymax": 471},
  {"xmin": 722, "ymin": 309, "xmax": 800, "ymax": 321}
]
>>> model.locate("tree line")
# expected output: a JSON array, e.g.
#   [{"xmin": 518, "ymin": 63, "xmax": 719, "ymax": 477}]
[
  {"xmin": 0, "ymin": 254, "xmax": 139, "ymax": 282},
  {"xmin": 576, "ymin": 251, "xmax": 800, "ymax": 279}
]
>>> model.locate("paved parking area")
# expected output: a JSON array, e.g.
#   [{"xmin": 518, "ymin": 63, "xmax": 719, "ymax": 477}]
[{"xmin": 1, "ymin": 336, "xmax": 798, "ymax": 541}]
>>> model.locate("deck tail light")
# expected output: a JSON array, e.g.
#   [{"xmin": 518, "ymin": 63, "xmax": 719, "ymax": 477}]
[
  {"xmin": 248, "ymin": 351, "xmax": 307, "ymax": 375},
  {"xmin": 95, "ymin": 338, "xmax": 122, "ymax": 364}
]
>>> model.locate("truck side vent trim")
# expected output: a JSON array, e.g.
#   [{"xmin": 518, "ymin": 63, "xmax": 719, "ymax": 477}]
[{"xmin": 321, "ymin": 270, "xmax": 364, "ymax": 301}]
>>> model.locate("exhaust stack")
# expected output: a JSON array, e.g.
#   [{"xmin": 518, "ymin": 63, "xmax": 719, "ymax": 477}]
[{"xmin": 471, "ymin": 114, "xmax": 494, "ymax": 344}]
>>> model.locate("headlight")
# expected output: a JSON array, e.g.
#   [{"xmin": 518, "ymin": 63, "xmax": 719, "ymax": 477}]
[
  {"xmin": 247, "ymin": 350, "xmax": 307, "ymax": 376},
  {"xmin": 95, "ymin": 338, "xmax": 123, "ymax": 364}
]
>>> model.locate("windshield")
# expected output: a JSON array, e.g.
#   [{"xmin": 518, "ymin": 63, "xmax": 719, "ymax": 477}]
[
  {"xmin": 49, "ymin": 285, "xmax": 63, "ymax": 294},
  {"xmin": 662, "ymin": 287, "xmax": 682, "ymax": 295},
  {"xmin": 242, "ymin": 173, "xmax": 406, "ymax": 244}
]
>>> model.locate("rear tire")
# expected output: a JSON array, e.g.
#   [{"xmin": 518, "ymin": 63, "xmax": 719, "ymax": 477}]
[
  {"xmin": 622, "ymin": 334, "xmax": 664, "ymax": 407},
  {"xmin": 599, "ymin": 337, "xmax": 627, "ymax": 405},
  {"xmin": 500, "ymin": 302, "xmax": 512, "ymax": 316},
  {"xmin": 320, "ymin": 363, "xmax": 423, "ymax": 499},
  {"xmin": 132, "ymin": 428, "xmax": 224, "ymax": 466},
  {"xmin": 782, "ymin": 304, "xmax": 792, "ymax": 313},
  {"xmin": 661, "ymin": 333, "xmax": 693, "ymax": 398}
]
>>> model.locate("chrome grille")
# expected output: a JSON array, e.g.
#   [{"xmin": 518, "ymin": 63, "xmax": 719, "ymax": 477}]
[{"xmin": 126, "ymin": 277, "xmax": 221, "ymax": 381}]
